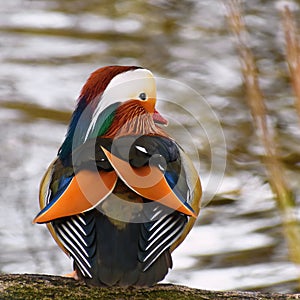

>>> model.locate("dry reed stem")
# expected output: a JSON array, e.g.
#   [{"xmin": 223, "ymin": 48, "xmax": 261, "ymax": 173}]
[
  {"xmin": 281, "ymin": 6, "xmax": 300, "ymax": 121},
  {"xmin": 225, "ymin": 0, "xmax": 300, "ymax": 269}
]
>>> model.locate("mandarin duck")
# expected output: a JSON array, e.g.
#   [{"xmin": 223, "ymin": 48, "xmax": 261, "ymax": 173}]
[{"xmin": 33, "ymin": 66, "xmax": 201, "ymax": 287}]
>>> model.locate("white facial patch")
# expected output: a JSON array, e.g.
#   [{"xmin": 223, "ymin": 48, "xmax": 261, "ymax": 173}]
[{"xmin": 85, "ymin": 68, "xmax": 157, "ymax": 141}]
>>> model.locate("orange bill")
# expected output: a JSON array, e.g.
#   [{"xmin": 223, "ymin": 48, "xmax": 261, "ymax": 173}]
[
  {"xmin": 33, "ymin": 170, "xmax": 118, "ymax": 223},
  {"xmin": 101, "ymin": 147, "xmax": 196, "ymax": 217}
]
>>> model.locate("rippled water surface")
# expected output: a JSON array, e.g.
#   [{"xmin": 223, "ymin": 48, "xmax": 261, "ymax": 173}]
[{"xmin": 1, "ymin": 0, "xmax": 300, "ymax": 293}]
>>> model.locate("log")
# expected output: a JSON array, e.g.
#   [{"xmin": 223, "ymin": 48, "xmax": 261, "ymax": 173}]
[{"xmin": 0, "ymin": 274, "xmax": 299, "ymax": 300}]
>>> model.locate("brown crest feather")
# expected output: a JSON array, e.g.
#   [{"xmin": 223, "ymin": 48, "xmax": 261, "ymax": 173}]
[{"xmin": 80, "ymin": 66, "xmax": 142, "ymax": 104}]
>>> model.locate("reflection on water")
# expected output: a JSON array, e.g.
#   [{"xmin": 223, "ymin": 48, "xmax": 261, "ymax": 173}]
[{"xmin": 0, "ymin": 0, "xmax": 300, "ymax": 293}]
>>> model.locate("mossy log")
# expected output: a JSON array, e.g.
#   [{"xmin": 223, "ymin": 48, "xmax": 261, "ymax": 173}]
[{"xmin": 0, "ymin": 274, "xmax": 299, "ymax": 300}]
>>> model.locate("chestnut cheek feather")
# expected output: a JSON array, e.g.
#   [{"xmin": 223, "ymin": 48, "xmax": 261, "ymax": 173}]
[
  {"xmin": 137, "ymin": 98, "xmax": 168, "ymax": 125},
  {"xmin": 102, "ymin": 101, "xmax": 169, "ymax": 138},
  {"xmin": 138, "ymin": 97, "xmax": 155, "ymax": 113}
]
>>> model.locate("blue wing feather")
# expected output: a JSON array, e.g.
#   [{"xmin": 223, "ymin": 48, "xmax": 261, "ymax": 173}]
[{"xmin": 35, "ymin": 176, "xmax": 73, "ymax": 222}]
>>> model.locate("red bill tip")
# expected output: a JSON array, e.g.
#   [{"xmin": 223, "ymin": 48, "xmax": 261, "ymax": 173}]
[{"xmin": 153, "ymin": 109, "xmax": 168, "ymax": 125}]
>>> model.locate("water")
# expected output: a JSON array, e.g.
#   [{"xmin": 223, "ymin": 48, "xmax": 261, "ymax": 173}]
[{"xmin": 1, "ymin": 0, "xmax": 300, "ymax": 293}]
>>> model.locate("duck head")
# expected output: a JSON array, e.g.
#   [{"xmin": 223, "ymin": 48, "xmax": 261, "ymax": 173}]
[{"xmin": 59, "ymin": 66, "xmax": 168, "ymax": 161}]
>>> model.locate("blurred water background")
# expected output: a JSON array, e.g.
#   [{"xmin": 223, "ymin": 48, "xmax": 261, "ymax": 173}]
[{"xmin": 1, "ymin": 0, "xmax": 300, "ymax": 293}]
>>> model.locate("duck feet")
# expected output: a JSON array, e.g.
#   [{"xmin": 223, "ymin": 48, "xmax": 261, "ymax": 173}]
[{"xmin": 64, "ymin": 270, "xmax": 79, "ymax": 280}]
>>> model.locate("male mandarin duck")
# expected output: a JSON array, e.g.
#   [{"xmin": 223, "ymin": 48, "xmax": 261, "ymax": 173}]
[{"xmin": 33, "ymin": 66, "xmax": 202, "ymax": 287}]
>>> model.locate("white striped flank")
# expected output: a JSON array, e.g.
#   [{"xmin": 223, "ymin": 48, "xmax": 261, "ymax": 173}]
[
  {"xmin": 149, "ymin": 214, "xmax": 168, "ymax": 231},
  {"xmin": 145, "ymin": 218, "xmax": 181, "ymax": 251},
  {"xmin": 71, "ymin": 217, "xmax": 87, "ymax": 236},
  {"xmin": 57, "ymin": 236, "xmax": 92, "ymax": 278},
  {"xmin": 67, "ymin": 221, "xmax": 88, "ymax": 246},
  {"xmin": 148, "ymin": 216, "xmax": 175, "ymax": 241},
  {"xmin": 142, "ymin": 225, "xmax": 185, "ymax": 271},
  {"xmin": 77, "ymin": 215, "xmax": 87, "ymax": 225},
  {"xmin": 56, "ymin": 227, "xmax": 92, "ymax": 278},
  {"xmin": 150, "ymin": 209, "xmax": 163, "ymax": 221},
  {"xmin": 61, "ymin": 224, "xmax": 89, "ymax": 256}
]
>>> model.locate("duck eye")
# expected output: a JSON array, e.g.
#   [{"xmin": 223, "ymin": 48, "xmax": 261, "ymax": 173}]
[{"xmin": 139, "ymin": 92, "xmax": 147, "ymax": 101}]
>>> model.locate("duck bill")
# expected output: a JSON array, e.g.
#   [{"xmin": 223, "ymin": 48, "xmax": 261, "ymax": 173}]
[{"xmin": 152, "ymin": 109, "xmax": 168, "ymax": 125}]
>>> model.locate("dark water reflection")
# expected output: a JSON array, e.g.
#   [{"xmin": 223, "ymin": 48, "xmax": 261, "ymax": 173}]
[{"xmin": 0, "ymin": 0, "xmax": 300, "ymax": 293}]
